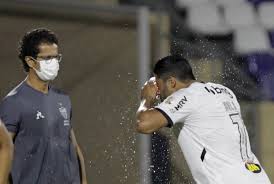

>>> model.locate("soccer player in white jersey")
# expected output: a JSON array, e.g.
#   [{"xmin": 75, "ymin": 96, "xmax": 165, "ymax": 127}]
[{"xmin": 136, "ymin": 55, "xmax": 271, "ymax": 184}]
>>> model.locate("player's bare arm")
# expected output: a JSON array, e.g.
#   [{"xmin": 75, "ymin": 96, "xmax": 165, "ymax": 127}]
[
  {"xmin": 136, "ymin": 78, "xmax": 168, "ymax": 134},
  {"xmin": 8, "ymin": 132, "xmax": 15, "ymax": 140},
  {"xmin": 70, "ymin": 129, "xmax": 87, "ymax": 184},
  {"xmin": 0, "ymin": 120, "xmax": 13, "ymax": 184}
]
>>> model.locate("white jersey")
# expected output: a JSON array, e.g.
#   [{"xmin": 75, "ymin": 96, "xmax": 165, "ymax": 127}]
[{"xmin": 156, "ymin": 82, "xmax": 271, "ymax": 184}]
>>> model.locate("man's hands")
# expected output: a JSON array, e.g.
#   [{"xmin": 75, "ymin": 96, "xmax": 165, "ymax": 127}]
[
  {"xmin": 136, "ymin": 77, "xmax": 169, "ymax": 134},
  {"xmin": 141, "ymin": 77, "xmax": 158, "ymax": 106}
]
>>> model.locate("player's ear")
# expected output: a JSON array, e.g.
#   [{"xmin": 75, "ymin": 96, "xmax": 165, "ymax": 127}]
[
  {"xmin": 25, "ymin": 56, "xmax": 36, "ymax": 69},
  {"xmin": 167, "ymin": 77, "xmax": 176, "ymax": 88}
]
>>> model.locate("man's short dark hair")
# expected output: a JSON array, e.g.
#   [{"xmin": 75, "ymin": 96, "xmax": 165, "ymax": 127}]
[
  {"xmin": 153, "ymin": 55, "xmax": 196, "ymax": 81},
  {"xmin": 18, "ymin": 28, "xmax": 59, "ymax": 72}
]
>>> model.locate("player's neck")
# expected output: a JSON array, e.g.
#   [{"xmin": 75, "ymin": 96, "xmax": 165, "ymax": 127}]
[
  {"xmin": 26, "ymin": 71, "xmax": 49, "ymax": 94},
  {"xmin": 175, "ymin": 80, "xmax": 196, "ymax": 91}
]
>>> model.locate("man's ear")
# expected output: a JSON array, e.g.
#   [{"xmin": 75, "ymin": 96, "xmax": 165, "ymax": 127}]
[
  {"xmin": 168, "ymin": 77, "xmax": 176, "ymax": 88},
  {"xmin": 25, "ymin": 56, "xmax": 36, "ymax": 69}
]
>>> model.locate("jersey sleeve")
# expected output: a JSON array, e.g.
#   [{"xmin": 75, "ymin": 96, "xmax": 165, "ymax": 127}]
[
  {"xmin": 155, "ymin": 91, "xmax": 193, "ymax": 128},
  {"xmin": 0, "ymin": 96, "xmax": 21, "ymax": 133}
]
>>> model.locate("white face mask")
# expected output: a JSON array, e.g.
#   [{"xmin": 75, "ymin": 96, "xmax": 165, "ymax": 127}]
[{"xmin": 33, "ymin": 58, "xmax": 60, "ymax": 81}]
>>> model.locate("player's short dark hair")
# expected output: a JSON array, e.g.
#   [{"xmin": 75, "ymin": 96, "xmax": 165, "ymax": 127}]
[
  {"xmin": 153, "ymin": 55, "xmax": 196, "ymax": 81},
  {"xmin": 18, "ymin": 28, "xmax": 59, "ymax": 72}
]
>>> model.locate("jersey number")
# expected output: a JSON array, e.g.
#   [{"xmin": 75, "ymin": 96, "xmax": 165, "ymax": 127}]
[{"xmin": 229, "ymin": 113, "xmax": 251, "ymax": 162}]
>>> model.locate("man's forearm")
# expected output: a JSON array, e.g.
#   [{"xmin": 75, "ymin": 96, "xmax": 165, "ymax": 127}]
[
  {"xmin": 70, "ymin": 129, "xmax": 87, "ymax": 184},
  {"xmin": 137, "ymin": 98, "xmax": 154, "ymax": 116},
  {"xmin": 77, "ymin": 146, "xmax": 87, "ymax": 184},
  {"xmin": 136, "ymin": 98, "xmax": 158, "ymax": 133},
  {"xmin": 0, "ymin": 141, "xmax": 13, "ymax": 184}
]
